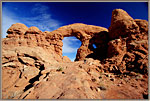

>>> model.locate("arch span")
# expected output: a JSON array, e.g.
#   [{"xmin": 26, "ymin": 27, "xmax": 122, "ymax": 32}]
[{"xmin": 47, "ymin": 23, "xmax": 108, "ymax": 61}]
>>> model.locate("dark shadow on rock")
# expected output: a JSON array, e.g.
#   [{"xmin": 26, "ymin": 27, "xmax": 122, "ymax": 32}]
[{"xmin": 86, "ymin": 31, "xmax": 109, "ymax": 61}]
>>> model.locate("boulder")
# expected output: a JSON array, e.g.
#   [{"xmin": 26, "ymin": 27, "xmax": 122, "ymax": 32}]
[
  {"xmin": 7, "ymin": 23, "xmax": 28, "ymax": 35},
  {"xmin": 25, "ymin": 26, "xmax": 41, "ymax": 34}
]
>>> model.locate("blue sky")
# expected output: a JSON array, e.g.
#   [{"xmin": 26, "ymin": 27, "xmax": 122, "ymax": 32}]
[{"xmin": 2, "ymin": 2, "xmax": 148, "ymax": 61}]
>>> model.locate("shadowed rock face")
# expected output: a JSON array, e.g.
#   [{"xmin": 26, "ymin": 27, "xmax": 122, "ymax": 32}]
[
  {"xmin": 2, "ymin": 9, "xmax": 148, "ymax": 99},
  {"xmin": 134, "ymin": 19, "xmax": 148, "ymax": 34}
]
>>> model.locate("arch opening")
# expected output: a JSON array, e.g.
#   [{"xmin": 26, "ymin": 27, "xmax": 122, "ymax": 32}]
[
  {"xmin": 62, "ymin": 36, "xmax": 81, "ymax": 62},
  {"xmin": 92, "ymin": 44, "xmax": 97, "ymax": 49}
]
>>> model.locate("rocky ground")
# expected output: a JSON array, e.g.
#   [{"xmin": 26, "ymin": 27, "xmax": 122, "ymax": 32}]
[{"xmin": 2, "ymin": 9, "xmax": 148, "ymax": 99}]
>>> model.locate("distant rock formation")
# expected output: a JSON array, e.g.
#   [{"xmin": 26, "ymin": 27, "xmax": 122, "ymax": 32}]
[{"xmin": 2, "ymin": 9, "xmax": 148, "ymax": 99}]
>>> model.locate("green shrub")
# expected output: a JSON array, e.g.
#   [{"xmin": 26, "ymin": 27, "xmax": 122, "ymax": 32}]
[{"xmin": 56, "ymin": 67, "xmax": 63, "ymax": 71}]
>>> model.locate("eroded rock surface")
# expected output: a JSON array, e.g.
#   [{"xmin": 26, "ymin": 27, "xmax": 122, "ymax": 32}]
[
  {"xmin": 2, "ymin": 9, "xmax": 148, "ymax": 99},
  {"xmin": 108, "ymin": 9, "xmax": 140, "ymax": 40}
]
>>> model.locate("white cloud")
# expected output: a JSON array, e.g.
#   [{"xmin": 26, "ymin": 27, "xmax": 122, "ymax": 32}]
[
  {"xmin": 2, "ymin": 13, "xmax": 21, "ymax": 38},
  {"xmin": 22, "ymin": 15, "xmax": 60, "ymax": 31},
  {"xmin": 2, "ymin": 3, "xmax": 61, "ymax": 38},
  {"xmin": 31, "ymin": 3, "xmax": 49, "ymax": 14},
  {"xmin": 62, "ymin": 37, "xmax": 81, "ymax": 61},
  {"xmin": 62, "ymin": 37, "xmax": 80, "ymax": 53},
  {"xmin": 23, "ymin": 3, "xmax": 61, "ymax": 32}
]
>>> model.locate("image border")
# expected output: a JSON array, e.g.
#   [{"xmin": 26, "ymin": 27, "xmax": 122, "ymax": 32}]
[{"xmin": 0, "ymin": 0, "xmax": 149, "ymax": 100}]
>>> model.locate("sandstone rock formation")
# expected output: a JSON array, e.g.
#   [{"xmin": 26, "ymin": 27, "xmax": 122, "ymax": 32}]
[
  {"xmin": 2, "ymin": 9, "xmax": 148, "ymax": 99},
  {"xmin": 108, "ymin": 9, "xmax": 140, "ymax": 40},
  {"xmin": 46, "ymin": 23, "xmax": 108, "ymax": 61},
  {"xmin": 7, "ymin": 23, "xmax": 28, "ymax": 35}
]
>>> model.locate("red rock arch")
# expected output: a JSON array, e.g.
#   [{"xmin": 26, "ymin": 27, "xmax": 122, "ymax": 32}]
[
  {"xmin": 6, "ymin": 23, "xmax": 108, "ymax": 61},
  {"xmin": 46, "ymin": 23, "xmax": 108, "ymax": 61}
]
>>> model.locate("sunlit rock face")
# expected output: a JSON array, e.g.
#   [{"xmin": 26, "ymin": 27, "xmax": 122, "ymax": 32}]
[{"xmin": 2, "ymin": 9, "xmax": 148, "ymax": 99}]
